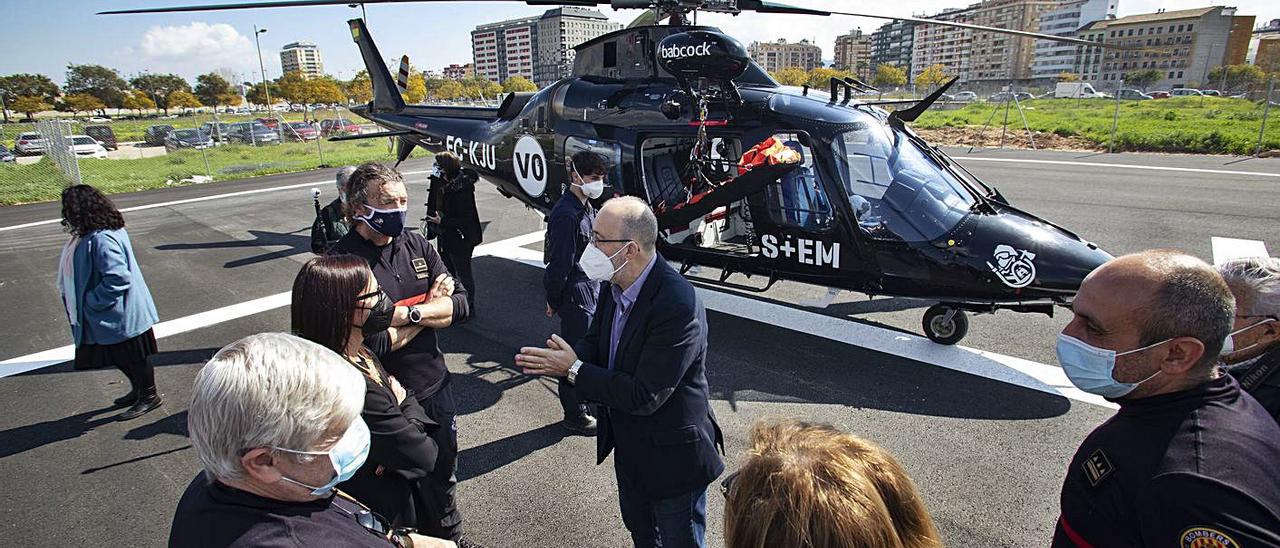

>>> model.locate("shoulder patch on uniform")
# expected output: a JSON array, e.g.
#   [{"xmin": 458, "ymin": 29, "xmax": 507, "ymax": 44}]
[
  {"xmin": 1180, "ymin": 527, "xmax": 1238, "ymax": 548},
  {"xmin": 411, "ymin": 258, "xmax": 428, "ymax": 273},
  {"xmin": 1082, "ymin": 449, "xmax": 1114, "ymax": 487}
]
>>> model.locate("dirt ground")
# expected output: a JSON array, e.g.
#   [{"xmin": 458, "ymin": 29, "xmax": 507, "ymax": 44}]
[{"xmin": 915, "ymin": 126, "xmax": 1104, "ymax": 152}]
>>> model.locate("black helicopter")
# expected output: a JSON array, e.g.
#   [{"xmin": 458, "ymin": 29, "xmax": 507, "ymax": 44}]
[{"xmin": 104, "ymin": 0, "xmax": 1117, "ymax": 345}]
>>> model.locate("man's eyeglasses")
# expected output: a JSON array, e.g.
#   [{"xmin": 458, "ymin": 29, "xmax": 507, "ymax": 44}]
[{"xmin": 589, "ymin": 234, "xmax": 632, "ymax": 246}]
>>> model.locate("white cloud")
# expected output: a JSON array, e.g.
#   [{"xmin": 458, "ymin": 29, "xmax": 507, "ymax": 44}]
[{"xmin": 135, "ymin": 22, "xmax": 257, "ymax": 76}]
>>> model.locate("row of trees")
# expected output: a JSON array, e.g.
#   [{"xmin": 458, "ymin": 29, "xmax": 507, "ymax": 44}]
[
  {"xmin": 1057, "ymin": 64, "xmax": 1277, "ymax": 93},
  {"xmin": 0, "ymin": 63, "xmax": 543, "ymax": 123},
  {"xmin": 767, "ymin": 64, "xmax": 953, "ymax": 93}
]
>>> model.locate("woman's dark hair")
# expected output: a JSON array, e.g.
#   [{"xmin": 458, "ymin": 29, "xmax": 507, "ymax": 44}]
[
  {"xmin": 435, "ymin": 151, "xmax": 463, "ymax": 180},
  {"xmin": 60, "ymin": 185, "xmax": 125, "ymax": 236},
  {"xmin": 291, "ymin": 254, "xmax": 373, "ymax": 356}
]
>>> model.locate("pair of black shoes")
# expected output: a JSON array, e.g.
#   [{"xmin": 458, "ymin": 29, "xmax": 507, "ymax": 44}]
[
  {"xmin": 114, "ymin": 389, "xmax": 163, "ymax": 421},
  {"xmin": 562, "ymin": 414, "xmax": 597, "ymax": 436}
]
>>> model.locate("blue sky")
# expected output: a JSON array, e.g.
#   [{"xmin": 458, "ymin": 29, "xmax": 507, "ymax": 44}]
[{"xmin": 5, "ymin": 0, "xmax": 1278, "ymax": 86}]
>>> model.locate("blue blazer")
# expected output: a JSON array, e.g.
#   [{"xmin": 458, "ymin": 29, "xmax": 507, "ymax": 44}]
[
  {"xmin": 69, "ymin": 228, "xmax": 159, "ymax": 346},
  {"xmin": 573, "ymin": 256, "xmax": 725, "ymax": 501}
]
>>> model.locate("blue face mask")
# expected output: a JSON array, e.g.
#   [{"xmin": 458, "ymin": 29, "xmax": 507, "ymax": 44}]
[
  {"xmin": 358, "ymin": 205, "xmax": 407, "ymax": 237},
  {"xmin": 274, "ymin": 417, "xmax": 370, "ymax": 497},
  {"xmin": 1056, "ymin": 334, "xmax": 1169, "ymax": 398}
]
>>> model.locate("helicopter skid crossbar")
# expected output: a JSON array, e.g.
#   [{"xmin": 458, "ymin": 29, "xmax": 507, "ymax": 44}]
[
  {"xmin": 679, "ymin": 260, "xmax": 779, "ymax": 293},
  {"xmin": 941, "ymin": 300, "xmax": 1058, "ymax": 317}
]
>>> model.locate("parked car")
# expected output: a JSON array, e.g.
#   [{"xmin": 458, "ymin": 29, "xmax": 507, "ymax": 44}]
[
  {"xmin": 88, "ymin": 116, "xmax": 112, "ymax": 123},
  {"xmin": 989, "ymin": 91, "xmax": 1034, "ymax": 102},
  {"xmin": 282, "ymin": 121, "xmax": 319, "ymax": 141},
  {"xmin": 320, "ymin": 118, "xmax": 362, "ymax": 136},
  {"xmin": 67, "ymin": 135, "xmax": 109, "ymax": 159},
  {"xmin": 228, "ymin": 122, "xmax": 281, "ymax": 146},
  {"xmin": 143, "ymin": 125, "xmax": 175, "ymax": 146},
  {"xmin": 1054, "ymin": 82, "xmax": 1107, "ymax": 99},
  {"xmin": 1149, "ymin": 90, "xmax": 1171, "ymax": 99},
  {"xmin": 164, "ymin": 128, "xmax": 215, "ymax": 152},
  {"xmin": 1116, "ymin": 89, "xmax": 1153, "ymax": 100},
  {"xmin": 84, "ymin": 125, "xmax": 118, "ymax": 151},
  {"xmin": 200, "ymin": 122, "xmax": 238, "ymax": 143},
  {"xmin": 255, "ymin": 117, "xmax": 280, "ymax": 130},
  {"xmin": 1201, "ymin": 89, "xmax": 1222, "ymax": 97},
  {"xmin": 1171, "ymin": 88, "xmax": 1204, "ymax": 97},
  {"xmin": 0, "ymin": 144, "xmax": 15, "ymax": 162},
  {"xmin": 953, "ymin": 91, "xmax": 978, "ymax": 102},
  {"xmin": 14, "ymin": 132, "xmax": 46, "ymax": 156}
]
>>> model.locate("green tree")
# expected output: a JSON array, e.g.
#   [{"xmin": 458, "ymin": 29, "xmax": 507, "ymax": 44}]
[
  {"xmin": 502, "ymin": 76, "xmax": 538, "ymax": 93},
  {"xmin": 915, "ymin": 64, "xmax": 950, "ymax": 92},
  {"xmin": 805, "ymin": 67, "xmax": 853, "ymax": 90},
  {"xmin": 347, "ymin": 70, "xmax": 372, "ymax": 104},
  {"xmin": 218, "ymin": 92, "xmax": 244, "ymax": 108},
  {"xmin": 1207, "ymin": 64, "xmax": 1265, "ymax": 93},
  {"xmin": 1122, "ymin": 69, "xmax": 1163, "ymax": 91},
  {"xmin": 770, "ymin": 67, "xmax": 808, "ymax": 86},
  {"xmin": 402, "ymin": 71, "xmax": 427, "ymax": 103},
  {"xmin": 436, "ymin": 80, "xmax": 464, "ymax": 100},
  {"xmin": 194, "ymin": 73, "xmax": 235, "ymax": 109},
  {"xmin": 11, "ymin": 96, "xmax": 50, "ymax": 121},
  {"xmin": 855, "ymin": 61, "xmax": 870, "ymax": 81},
  {"xmin": 60, "ymin": 93, "xmax": 106, "ymax": 117},
  {"xmin": 64, "ymin": 64, "xmax": 128, "ymax": 112},
  {"xmin": 167, "ymin": 90, "xmax": 202, "ymax": 111},
  {"xmin": 130, "ymin": 73, "xmax": 191, "ymax": 115},
  {"xmin": 424, "ymin": 76, "xmax": 448, "ymax": 99},
  {"xmin": 275, "ymin": 70, "xmax": 311, "ymax": 108},
  {"xmin": 872, "ymin": 64, "xmax": 907, "ymax": 88},
  {"xmin": 246, "ymin": 81, "xmax": 280, "ymax": 107},
  {"xmin": 1057, "ymin": 71, "xmax": 1080, "ymax": 82},
  {"xmin": 121, "ymin": 90, "xmax": 156, "ymax": 116},
  {"xmin": 0, "ymin": 73, "xmax": 60, "ymax": 123}
]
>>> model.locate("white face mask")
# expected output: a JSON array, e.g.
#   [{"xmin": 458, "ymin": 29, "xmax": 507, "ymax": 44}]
[
  {"xmin": 571, "ymin": 165, "xmax": 605, "ymax": 200},
  {"xmin": 579, "ymin": 242, "xmax": 630, "ymax": 282}
]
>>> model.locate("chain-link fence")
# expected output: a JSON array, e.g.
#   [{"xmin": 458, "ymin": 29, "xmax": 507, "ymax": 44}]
[{"xmin": 0, "ymin": 104, "xmax": 400, "ymax": 206}]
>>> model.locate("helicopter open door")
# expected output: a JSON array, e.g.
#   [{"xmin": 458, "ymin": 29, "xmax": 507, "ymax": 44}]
[{"xmin": 638, "ymin": 134, "xmax": 757, "ymax": 256}]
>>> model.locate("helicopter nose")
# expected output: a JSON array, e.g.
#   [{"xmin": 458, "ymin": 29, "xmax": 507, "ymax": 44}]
[
  {"xmin": 967, "ymin": 214, "xmax": 1111, "ymax": 295},
  {"xmin": 1031, "ymin": 236, "xmax": 1113, "ymax": 293}
]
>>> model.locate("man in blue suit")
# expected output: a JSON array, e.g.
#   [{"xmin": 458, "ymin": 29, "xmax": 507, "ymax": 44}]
[{"xmin": 518, "ymin": 197, "xmax": 724, "ymax": 548}]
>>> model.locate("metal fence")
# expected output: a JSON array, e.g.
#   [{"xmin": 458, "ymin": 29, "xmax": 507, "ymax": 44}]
[{"xmin": 0, "ymin": 105, "xmax": 392, "ymax": 206}]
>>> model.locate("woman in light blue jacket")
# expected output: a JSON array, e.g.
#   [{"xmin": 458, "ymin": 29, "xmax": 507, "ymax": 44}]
[{"xmin": 58, "ymin": 185, "xmax": 161, "ymax": 420}]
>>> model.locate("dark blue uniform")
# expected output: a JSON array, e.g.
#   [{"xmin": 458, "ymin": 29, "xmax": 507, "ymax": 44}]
[
  {"xmin": 1053, "ymin": 374, "xmax": 1280, "ymax": 547},
  {"xmin": 544, "ymin": 192, "xmax": 599, "ymax": 419}
]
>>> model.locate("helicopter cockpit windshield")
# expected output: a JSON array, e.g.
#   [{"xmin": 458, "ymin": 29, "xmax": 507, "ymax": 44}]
[{"xmin": 831, "ymin": 117, "xmax": 976, "ymax": 242}]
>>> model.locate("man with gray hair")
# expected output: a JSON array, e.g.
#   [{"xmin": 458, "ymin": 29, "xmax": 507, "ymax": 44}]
[
  {"xmin": 518, "ymin": 196, "xmax": 724, "ymax": 547},
  {"xmin": 1052, "ymin": 250, "xmax": 1280, "ymax": 547},
  {"xmin": 169, "ymin": 333, "xmax": 453, "ymax": 548},
  {"xmin": 1218, "ymin": 256, "xmax": 1280, "ymax": 421},
  {"xmin": 311, "ymin": 165, "xmax": 357, "ymax": 253}
]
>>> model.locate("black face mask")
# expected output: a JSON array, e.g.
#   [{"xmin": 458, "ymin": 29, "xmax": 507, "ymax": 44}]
[{"xmin": 359, "ymin": 290, "xmax": 394, "ymax": 337}]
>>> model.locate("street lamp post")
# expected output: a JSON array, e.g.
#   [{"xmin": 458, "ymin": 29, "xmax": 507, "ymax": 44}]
[{"xmin": 254, "ymin": 25, "xmax": 273, "ymax": 118}]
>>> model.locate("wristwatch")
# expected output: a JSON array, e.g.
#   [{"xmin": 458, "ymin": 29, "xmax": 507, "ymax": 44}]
[
  {"xmin": 568, "ymin": 359, "xmax": 583, "ymax": 385},
  {"xmin": 407, "ymin": 306, "xmax": 422, "ymax": 324}
]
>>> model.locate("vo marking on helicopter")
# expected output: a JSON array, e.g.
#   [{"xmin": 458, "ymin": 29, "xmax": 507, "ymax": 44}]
[
  {"xmin": 761, "ymin": 234, "xmax": 841, "ymax": 269},
  {"xmin": 513, "ymin": 135, "xmax": 548, "ymax": 197},
  {"xmin": 445, "ymin": 135, "xmax": 498, "ymax": 170}
]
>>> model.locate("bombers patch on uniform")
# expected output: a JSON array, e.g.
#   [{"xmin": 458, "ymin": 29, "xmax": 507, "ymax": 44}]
[
  {"xmin": 411, "ymin": 258, "xmax": 429, "ymax": 279},
  {"xmin": 1082, "ymin": 449, "xmax": 1114, "ymax": 487},
  {"xmin": 1180, "ymin": 527, "xmax": 1238, "ymax": 548}
]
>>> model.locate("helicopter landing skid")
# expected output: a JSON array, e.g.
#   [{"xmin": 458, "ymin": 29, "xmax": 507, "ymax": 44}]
[
  {"xmin": 922, "ymin": 300, "xmax": 1057, "ymax": 345},
  {"xmin": 679, "ymin": 260, "xmax": 779, "ymax": 293}
]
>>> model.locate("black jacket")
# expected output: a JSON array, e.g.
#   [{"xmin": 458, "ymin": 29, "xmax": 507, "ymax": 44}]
[
  {"xmin": 310, "ymin": 198, "xmax": 349, "ymax": 254},
  {"xmin": 572, "ymin": 256, "xmax": 725, "ymax": 501},
  {"xmin": 339, "ymin": 339, "xmax": 441, "ymax": 532},
  {"xmin": 428, "ymin": 170, "xmax": 482, "ymax": 246},
  {"xmin": 169, "ymin": 473, "xmax": 393, "ymax": 548},
  {"xmin": 543, "ymin": 192, "xmax": 598, "ymax": 313},
  {"xmin": 1052, "ymin": 375, "xmax": 1280, "ymax": 547},
  {"xmin": 1229, "ymin": 346, "xmax": 1280, "ymax": 423}
]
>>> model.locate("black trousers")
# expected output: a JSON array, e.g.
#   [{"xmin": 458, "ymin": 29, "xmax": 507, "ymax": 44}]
[
  {"xmin": 557, "ymin": 303, "xmax": 592, "ymax": 419},
  {"xmin": 413, "ymin": 375, "xmax": 463, "ymax": 540},
  {"xmin": 439, "ymin": 235, "xmax": 476, "ymax": 312}
]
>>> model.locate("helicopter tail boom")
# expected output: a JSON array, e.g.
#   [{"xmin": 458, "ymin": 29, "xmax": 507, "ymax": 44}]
[{"xmin": 348, "ymin": 18, "xmax": 406, "ymax": 113}]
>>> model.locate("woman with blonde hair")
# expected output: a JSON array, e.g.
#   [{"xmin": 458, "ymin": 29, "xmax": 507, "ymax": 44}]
[{"xmin": 723, "ymin": 419, "xmax": 941, "ymax": 548}]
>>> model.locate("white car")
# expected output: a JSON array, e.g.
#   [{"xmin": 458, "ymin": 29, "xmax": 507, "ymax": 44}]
[
  {"xmin": 13, "ymin": 132, "xmax": 46, "ymax": 155},
  {"xmin": 1171, "ymin": 88, "xmax": 1204, "ymax": 97},
  {"xmin": 953, "ymin": 91, "xmax": 978, "ymax": 102},
  {"xmin": 88, "ymin": 116, "xmax": 111, "ymax": 123},
  {"xmin": 68, "ymin": 135, "xmax": 109, "ymax": 159}
]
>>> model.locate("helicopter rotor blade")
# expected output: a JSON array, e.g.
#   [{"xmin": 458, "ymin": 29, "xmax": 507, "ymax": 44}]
[
  {"xmin": 98, "ymin": 0, "xmax": 603, "ymax": 15},
  {"xmin": 816, "ymin": 8, "xmax": 1126, "ymax": 49}
]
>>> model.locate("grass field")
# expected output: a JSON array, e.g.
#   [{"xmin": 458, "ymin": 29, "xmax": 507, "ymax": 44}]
[
  {"xmin": 1, "ymin": 108, "xmax": 358, "ymax": 144},
  {"xmin": 913, "ymin": 96, "xmax": 1279, "ymax": 155},
  {"xmin": 0, "ymin": 138, "xmax": 428, "ymax": 206}
]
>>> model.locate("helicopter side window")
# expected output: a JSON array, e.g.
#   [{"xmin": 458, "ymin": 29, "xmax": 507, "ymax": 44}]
[
  {"xmin": 763, "ymin": 133, "xmax": 833, "ymax": 231},
  {"xmin": 832, "ymin": 123, "xmax": 974, "ymax": 242},
  {"xmin": 564, "ymin": 136, "xmax": 623, "ymax": 198}
]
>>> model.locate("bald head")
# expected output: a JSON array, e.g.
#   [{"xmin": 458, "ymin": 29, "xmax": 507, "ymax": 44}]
[
  {"xmin": 1083, "ymin": 249, "xmax": 1234, "ymax": 371},
  {"xmin": 599, "ymin": 196, "xmax": 658, "ymax": 254}
]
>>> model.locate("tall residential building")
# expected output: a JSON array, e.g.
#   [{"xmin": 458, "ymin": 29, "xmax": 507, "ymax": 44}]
[
  {"xmin": 748, "ymin": 39, "xmax": 823, "ymax": 72},
  {"xmin": 1073, "ymin": 19, "xmax": 1110, "ymax": 85},
  {"xmin": 1256, "ymin": 35, "xmax": 1280, "ymax": 73},
  {"xmin": 279, "ymin": 41, "xmax": 324, "ymax": 79},
  {"xmin": 834, "ymin": 28, "xmax": 873, "ymax": 79},
  {"xmin": 533, "ymin": 7, "xmax": 621, "ymax": 87},
  {"xmin": 1032, "ymin": 0, "xmax": 1117, "ymax": 82},
  {"xmin": 1249, "ymin": 19, "xmax": 1280, "ymax": 68},
  {"xmin": 472, "ymin": 14, "xmax": 540, "ymax": 83},
  {"xmin": 967, "ymin": 0, "xmax": 1062, "ymax": 87},
  {"xmin": 912, "ymin": 5, "xmax": 977, "ymax": 86},
  {"xmin": 1082, "ymin": 6, "xmax": 1254, "ymax": 91},
  {"xmin": 870, "ymin": 19, "xmax": 916, "ymax": 84}
]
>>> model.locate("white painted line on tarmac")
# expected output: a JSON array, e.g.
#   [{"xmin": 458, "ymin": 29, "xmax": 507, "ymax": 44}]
[
  {"xmin": 485, "ymin": 243, "xmax": 1117, "ymax": 410},
  {"xmin": 956, "ymin": 156, "xmax": 1280, "ymax": 178},
  {"xmin": 0, "ymin": 229, "xmax": 541, "ymax": 379},
  {"xmin": 0, "ymin": 169, "xmax": 430, "ymax": 233},
  {"xmin": 1211, "ymin": 237, "xmax": 1270, "ymax": 265}
]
